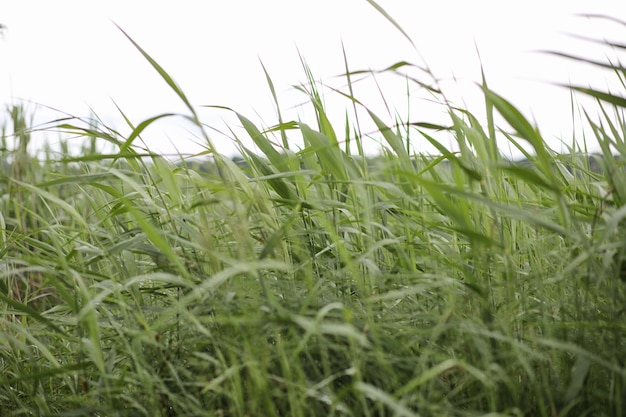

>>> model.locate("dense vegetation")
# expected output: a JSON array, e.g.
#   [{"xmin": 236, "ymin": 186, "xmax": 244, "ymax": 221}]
[{"xmin": 0, "ymin": 9, "xmax": 625, "ymax": 417}]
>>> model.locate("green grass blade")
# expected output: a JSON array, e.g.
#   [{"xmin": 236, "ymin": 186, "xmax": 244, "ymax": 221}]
[
  {"xmin": 114, "ymin": 23, "xmax": 195, "ymax": 116},
  {"xmin": 365, "ymin": 0, "xmax": 416, "ymax": 49},
  {"xmin": 368, "ymin": 110, "xmax": 412, "ymax": 171}
]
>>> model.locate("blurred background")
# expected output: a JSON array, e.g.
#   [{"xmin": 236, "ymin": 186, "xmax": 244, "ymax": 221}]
[{"xmin": 1, "ymin": 0, "xmax": 625, "ymax": 158}]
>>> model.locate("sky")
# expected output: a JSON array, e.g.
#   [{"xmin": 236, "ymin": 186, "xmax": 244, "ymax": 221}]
[{"xmin": 1, "ymin": 1, "xmax": 626, "ymax": 158}]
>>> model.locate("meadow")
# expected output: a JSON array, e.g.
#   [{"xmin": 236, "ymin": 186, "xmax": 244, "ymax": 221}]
[{"xmin": 0, "ymin": 9, "xmax": 625, "ymax": 417}]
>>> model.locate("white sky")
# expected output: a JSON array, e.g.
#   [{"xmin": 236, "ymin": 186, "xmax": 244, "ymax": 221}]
[{"xmin": 1, "ymin": 1, "xmax": 626, "ymax": 158}]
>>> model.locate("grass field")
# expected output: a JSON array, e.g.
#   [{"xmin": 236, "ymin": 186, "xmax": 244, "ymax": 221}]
[{"xmin": 0, "ymin": 9, "xmax": 625, "ymax": 417}]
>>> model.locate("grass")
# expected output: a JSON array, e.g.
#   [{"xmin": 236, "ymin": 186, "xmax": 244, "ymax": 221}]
[{"xmin": 0, "ymin": 8, "xmax": 625, "ymax": 417}]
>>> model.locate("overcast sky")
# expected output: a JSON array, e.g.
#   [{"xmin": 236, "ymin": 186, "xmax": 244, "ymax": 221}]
[{"xmin": 1, "ymin": 1, "xmax": 626, "ymax": 158}]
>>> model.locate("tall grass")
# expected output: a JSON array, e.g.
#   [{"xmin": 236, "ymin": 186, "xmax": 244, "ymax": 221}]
[{"xmin": 0, "ymin": 9, "xmax": 625, "ymax": 417}]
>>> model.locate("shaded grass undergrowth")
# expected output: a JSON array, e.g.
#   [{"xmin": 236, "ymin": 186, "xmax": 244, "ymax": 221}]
[{"xmin": 1, "ymin": 12, "xmax": 626, "ymax": 417}]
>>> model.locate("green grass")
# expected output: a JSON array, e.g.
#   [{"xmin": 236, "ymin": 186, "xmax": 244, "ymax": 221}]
[{"xmin": 0, "ymin": 8, "xmax": 625, "ymax": 417}]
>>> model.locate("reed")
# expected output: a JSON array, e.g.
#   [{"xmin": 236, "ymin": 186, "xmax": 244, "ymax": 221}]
[{"xmin": 0, "ymin": 6, "xmax": 624, "ymax": 417}]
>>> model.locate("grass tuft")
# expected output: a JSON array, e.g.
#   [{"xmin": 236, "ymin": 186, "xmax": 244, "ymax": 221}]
[{"xmin": 0, "ymin": 11, "xmax": 624, "ymax": 417}]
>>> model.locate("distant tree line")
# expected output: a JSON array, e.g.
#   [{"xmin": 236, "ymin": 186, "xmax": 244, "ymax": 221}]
[{"xmin": 178, "ymin": 153, "xmax": 610, "ymax": 177}]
